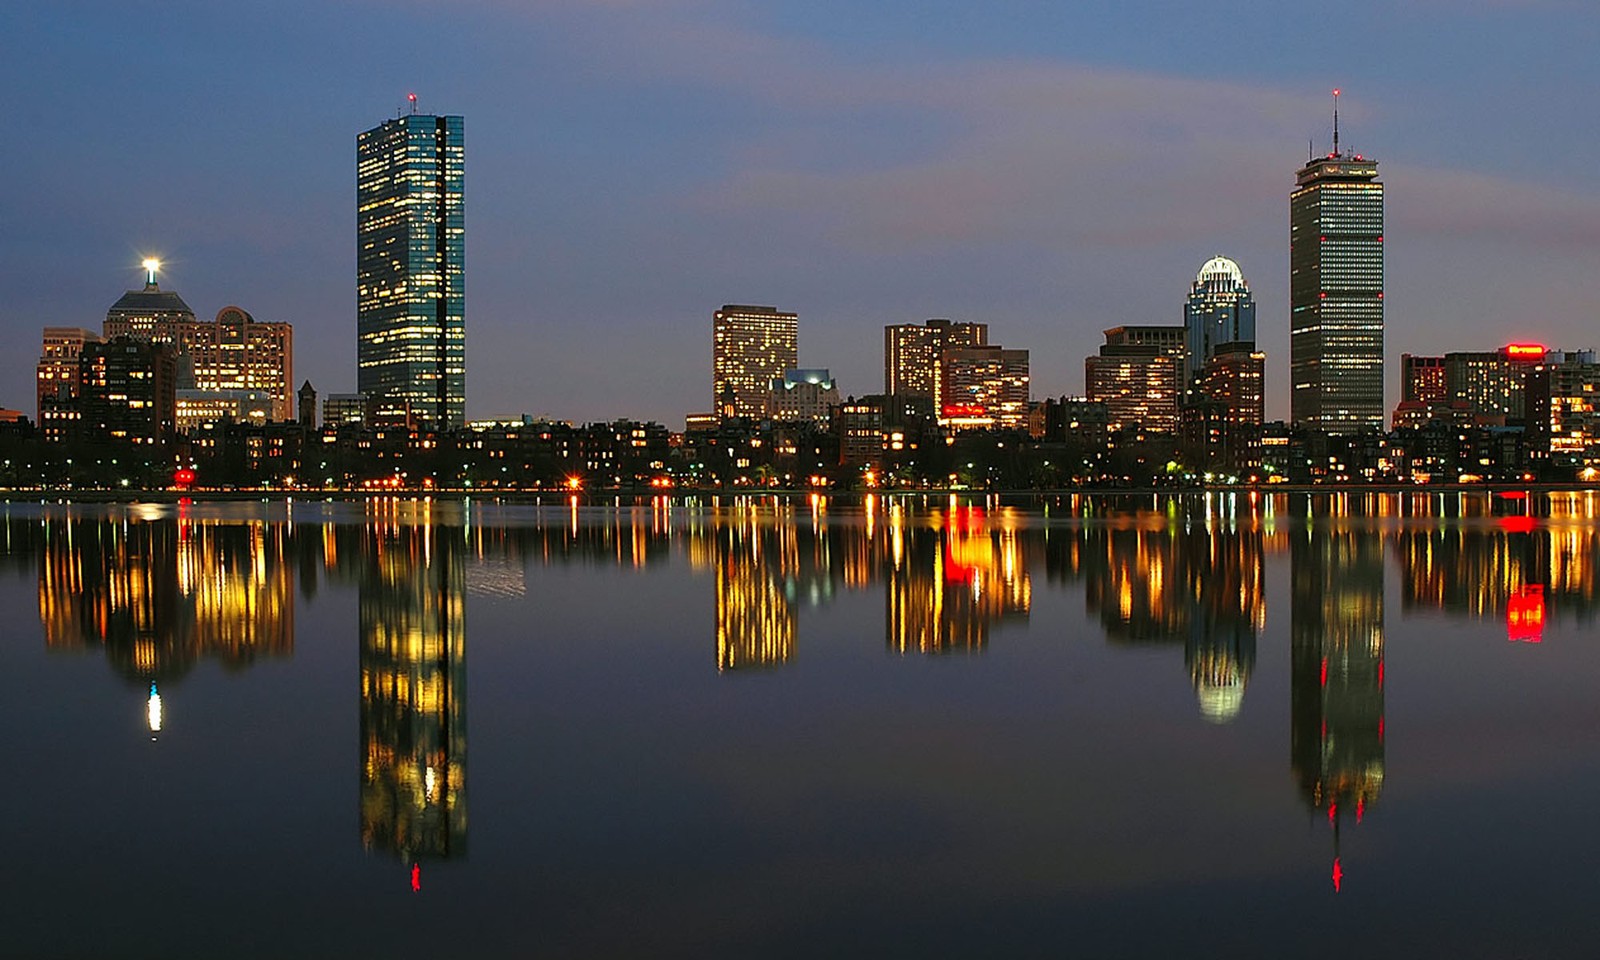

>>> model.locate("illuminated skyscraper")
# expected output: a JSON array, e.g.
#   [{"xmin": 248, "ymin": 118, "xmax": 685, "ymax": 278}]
[
  {"xmin": 712, "ymin": 304, "xmax": 797, "ymax": 421},
  {"xmin": 1290, "ymin": 97, "xmax": 1384, "ymax": 434},
  {"xmin": 357, "ymin": 111, "xmax": 465, "ymax": 428},
  {"xmin": 1183, "ymin": 256, "xmax": 1256, "ymax": 394},
  {"xmin": 940, "ymin": 346, "xmax": 1030, "ymax": 431}
]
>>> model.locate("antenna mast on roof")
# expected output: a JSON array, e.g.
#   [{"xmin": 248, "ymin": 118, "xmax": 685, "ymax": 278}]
[
  {"xmin": 1332, "ymin": 88, "xmax": 1341, "ymax": 156},
  {"xmin": 408, "ymin": 92, "xmax": 418, "ymax": 115}
]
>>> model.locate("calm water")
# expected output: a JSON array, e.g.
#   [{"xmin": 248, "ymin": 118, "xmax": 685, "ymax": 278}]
[{"xmin": 4, "ymin": 492, "xmax": 1599, "ymax": 958}]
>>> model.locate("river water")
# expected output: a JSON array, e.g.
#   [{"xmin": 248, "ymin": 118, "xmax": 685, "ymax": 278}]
[{"xmin": 4, "ymin": 491, "xmax": 1597, "ymax": 958}]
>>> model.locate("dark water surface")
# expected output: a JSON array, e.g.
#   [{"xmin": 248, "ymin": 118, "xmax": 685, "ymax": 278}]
[{"xmin": 4, "ymin": 491, "xmax": 1599, "ymax": 958}]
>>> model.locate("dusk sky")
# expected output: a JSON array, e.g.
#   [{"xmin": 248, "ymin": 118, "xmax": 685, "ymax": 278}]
[{"xmin": 5, "ymin": 0, "xmax": 1599, "ymax": 426}]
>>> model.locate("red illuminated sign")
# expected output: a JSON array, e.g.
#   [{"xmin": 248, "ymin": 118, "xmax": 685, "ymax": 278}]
[
  {"xmin": 941, "ymin": 404, "xmax": 987, "ymax": 419},
  {"xmin": 1504, "ymin": 343, "xmax": 1546, "ymax": 361}
]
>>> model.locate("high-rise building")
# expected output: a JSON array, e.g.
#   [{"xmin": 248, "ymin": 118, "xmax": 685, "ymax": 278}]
[
  {"xmin": 940, "ymin": 346, "xmax": 1030, "ymax": 431},
  {"xmin": 1085, "ymin": 326, "xmax": 1185, "ymax": 433},
  {"xmin": 357, "ymin": 112, "xmax": 465, "ymax": 429},
  {"xmin": 884, "ymin": 319, "xmax": 988, "ymax": 403},
  {"xmin": 104, "ymin": 265, "xmax": 294, "ymax": 422},
  {"xmin": 1290, "ymin": 102, "xmax": 1384, "ymax": 435},
  {"xmin": 1400, "ymin": 354, "xmax": 1446, "ymax": 404},
  {"xmin": 712, "ymin": 304, "xmax": 797, "ymax": 421},
  {"xmin": 1183, "ymin": 256, "xmax": 1256, "ymax": 395}
]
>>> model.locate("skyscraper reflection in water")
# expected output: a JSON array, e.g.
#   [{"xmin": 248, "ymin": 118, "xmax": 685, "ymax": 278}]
[
  {"xmin": 1290, "ymin": 514, "xmax": 1385, "ymax": 890},
  {"xmin": 359, "ymin": 519, "xmax": 467, "ymax": 862}
]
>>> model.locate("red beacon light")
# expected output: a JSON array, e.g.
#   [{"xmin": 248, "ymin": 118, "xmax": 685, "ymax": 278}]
[{"xmin": 173, "ymin": 467, "xmax": 196, "ymax": 489}]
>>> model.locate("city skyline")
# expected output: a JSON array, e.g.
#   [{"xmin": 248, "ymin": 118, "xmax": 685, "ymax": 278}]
[{"xmin": 5, "ymin": 2, "xmax": 1599, "ymax": 426}]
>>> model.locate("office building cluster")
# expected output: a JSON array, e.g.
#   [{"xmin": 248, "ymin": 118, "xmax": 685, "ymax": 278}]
[{"xmin": 11, "ymin": 99, "xmax": 1600, "ymax": 490}]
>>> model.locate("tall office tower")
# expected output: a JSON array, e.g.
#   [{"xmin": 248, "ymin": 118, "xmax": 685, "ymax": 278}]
[
  {"xmin": 1085, "ymin": 325, "xmax": 1185, "ymax": 433},
  {"xmin": 712, "ymin": 304, "xmax": 797, "ymax": 421},
  {"xmin": 37, "ymin": 327, "xmax": 103, "ymax": 440},
  {"xmin": 940, "ymin": 346, "xmax": 1030, "ymax": 431},
  {"xmin": 1290, "ymin": 99, "xmax": 1384, "ymax": 434},
  {"xmin": 357, "ymin": 112, "xmax": 465, "ymax": 429},
  {"xmin": 1183, "ymin": 256, "xmax": 1256, "ymax": 395},
  {"xmin": 884, "ymin": 318, "xmax": 989, "ymax": 402}
]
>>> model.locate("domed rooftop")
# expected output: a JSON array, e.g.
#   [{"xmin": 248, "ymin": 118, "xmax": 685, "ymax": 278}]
[
  {"xmin": 107, "ymin": 283, "xmax": 195, "ymax": 318},
  {"xmin": 1194, "ymin": 255, "xmax": 1247, "ymax": 293}
]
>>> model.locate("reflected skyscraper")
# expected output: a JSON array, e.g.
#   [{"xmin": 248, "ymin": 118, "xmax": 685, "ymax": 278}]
[
  {"xmin": 359, "ymin": 522, "xmax": 467, "ymax": 860},
  {"xmin": 713, "ymin": 519, "xmax": 796, "ymax": 670},
  {"xmin": 1290, "ymin": 514, "xmax": 1385, "ymax": 888}
]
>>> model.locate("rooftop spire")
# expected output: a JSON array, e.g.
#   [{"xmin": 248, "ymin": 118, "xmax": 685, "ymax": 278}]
[
  {"xmin": 1332, "ymin": 88, "xmax": 1341, "ymax": 156},
  {"xmin": 141, "ymin": 258, "xmax": 160, "ymax": 290}
]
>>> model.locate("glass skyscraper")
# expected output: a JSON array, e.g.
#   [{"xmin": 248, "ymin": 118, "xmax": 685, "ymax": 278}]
[
  {"xmin": 1290, "ymin": 141, "xmax": 1384, "ymax": 434},
  {"xmin": 1183, "ymin": 255, "xmax": 1255, "ymax": 395},
  {"xmin": 357, "ymin": 113, "xmax": 465, "ymax": 429}
]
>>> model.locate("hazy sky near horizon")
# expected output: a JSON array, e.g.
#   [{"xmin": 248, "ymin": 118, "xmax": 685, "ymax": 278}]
[{"xmin": 5, "ymin": 0, "xmax": 1599, "ymax": 425}]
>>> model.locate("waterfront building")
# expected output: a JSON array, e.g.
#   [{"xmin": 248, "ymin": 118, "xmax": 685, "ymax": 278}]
[
  {"xmin": 884, "ymin": 319, "xmax": 988, "ymax": 405},
  {"xmin": 1183, "ymin": 256, "xmax": 1256, "ymax": 396},
  {"xmin": 940, "ymin": 346, "xmax": 1030, "ymax": 431},
  {"xmin": 356, "ymin": 111, "xmax": 466, "ymax": 428},
  {"xmin": 1085, "ymin": 326, "xmax": 1184, "ymax": 433},
  {"xmin": 1290, "ymin": 101, "xmax": 1384, "ymax": 434},
  {"xmin": 79, "ymin": 336, "xmax": 177, "ymax": 447},
  {"xmin": 36, "ymin": 327, "xmax": 102, "ymax": 440},
  {"xmin": 766, "ymin": 368, "xmax": 840, "ymax": 424},
  {"xmin": 712, "ymin": 304, "xmax": 798, "ymax": 422}
]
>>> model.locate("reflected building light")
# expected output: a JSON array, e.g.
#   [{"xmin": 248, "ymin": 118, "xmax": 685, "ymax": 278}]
[{"xmin": 147, "ymin": 682, "xmax": 162, "ymax": 737}]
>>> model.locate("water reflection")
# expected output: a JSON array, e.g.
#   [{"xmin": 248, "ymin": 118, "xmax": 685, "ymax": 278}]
[
  {"xmin": 1291, "ymin": 521, "xmax": 1385, "ymax": 890},
  {"xmin": 35, "ymin": 508, "xmax": 295, "ymax": 731},
  {"xmin": 14, "ymin": 490, "xmax": 1600, "ymax": 910},
  {"xmin": 358, "ymin": 515, "xmax": 468, "ymax": 863}
]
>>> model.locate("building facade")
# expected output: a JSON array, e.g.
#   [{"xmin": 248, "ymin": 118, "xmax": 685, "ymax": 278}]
[
  {"xmin": 940, "ymin": 346, "xmax": 1030, "ymax": 431},
  {"xmin": 37, "ymin": 327, "xmax": 102, "ymax": 440},
  {"xmin": 712, "ymin": 304, "xmax": 798, "ymax": 421},
  {"xmin": 1290, "ymin": 139, "xmax": 1384, "ymax": 434},
  {"xmin": 884, "ymin": 319, "xmax": 988, "ymax": 404},
  {"xmin": 1086, "ymin": 326, "xmax": 1185, "ymax": 433},
  {"xmin": 766, "ymin": 369, "xmax": 840, "ymax": 424},
  {"xmin": 357, "ymin": 113, "xmax": 466, "ymax": 428},
  {"xmin": 1183, "ymin": 256, "xmax": 1256, "ymax": 396},
  {"xmin": 79, "ymin": 337, "xmax": 178, "ymax": 447}
]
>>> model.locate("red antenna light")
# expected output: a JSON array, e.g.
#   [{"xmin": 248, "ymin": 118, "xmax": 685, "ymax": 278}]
[
  {"xmin": 408, "ymin": 92, "xmax": 417, "ymax": 102},
  {"xmin": 1332, "ymin": 88, "xmax": 1341, "ymax": 96}
]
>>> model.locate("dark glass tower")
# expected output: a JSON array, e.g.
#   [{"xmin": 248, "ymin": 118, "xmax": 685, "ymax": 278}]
[
  {"xmin": 1183, "ymin": 255, "xmax": 1256, "ymax": 395},
  {"xmin": 357, "ymin": 113, "xmax": 465, "ymax": 428},
  {"xmin": 1290, "ymin": 105, "xmax": 1384, "ymax": 435}
]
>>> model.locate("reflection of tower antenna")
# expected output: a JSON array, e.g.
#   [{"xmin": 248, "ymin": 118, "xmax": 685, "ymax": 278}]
[{"xmin": 1332, "ymin": 88, "xmax": 1341, "ymax": 156}]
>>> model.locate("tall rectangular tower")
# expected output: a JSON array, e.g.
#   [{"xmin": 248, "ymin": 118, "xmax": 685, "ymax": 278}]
[
  {"xmin": 712, "ymin": 304, "xmax": 798, "ymax": 421},
  {"xmin": 1290, "ymin": 124, "xmax": 1384, "ymax": 434},
  {"xmin": 357, "ymin": 113, "xmax": 465, "ymax": 429},
  {"xmin": 884, "ymin": 319, "xmax": 988, "ymax": 401}
]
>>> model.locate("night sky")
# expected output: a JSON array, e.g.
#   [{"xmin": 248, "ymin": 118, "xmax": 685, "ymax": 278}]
[{"xmin": 5, "ymin": 0, "xmax": 1598, "ymax": 426}]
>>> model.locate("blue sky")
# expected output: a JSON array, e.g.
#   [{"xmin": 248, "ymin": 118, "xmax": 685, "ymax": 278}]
[{"xmin": 4, "ymin": 0, "xmax": 1598, "ymax": 424}]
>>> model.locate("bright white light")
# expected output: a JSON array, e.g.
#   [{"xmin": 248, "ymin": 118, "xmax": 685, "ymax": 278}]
[{"xmin": 147, "ymin": 684, "xmax": 163, "ymax": 733}]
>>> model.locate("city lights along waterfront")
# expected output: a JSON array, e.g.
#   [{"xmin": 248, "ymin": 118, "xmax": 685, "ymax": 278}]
[{"xmin": 9, "ymin": 491, "xmax": 1600, "ymax": 957}]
